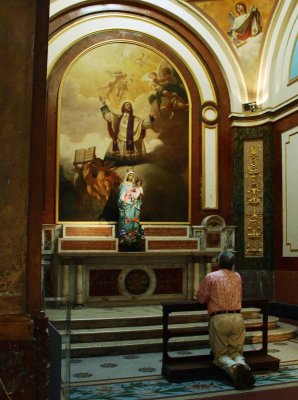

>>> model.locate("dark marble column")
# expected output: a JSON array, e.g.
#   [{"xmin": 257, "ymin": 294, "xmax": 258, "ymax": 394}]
[{"xmin": 232, "ymin": 124, "xmax": 275, "ymax": 299}]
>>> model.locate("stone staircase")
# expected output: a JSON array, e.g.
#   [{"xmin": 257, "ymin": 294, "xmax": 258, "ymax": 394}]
[{"xmin": 47, "ymin": 306, "xmax": 297, "ymax": 358}]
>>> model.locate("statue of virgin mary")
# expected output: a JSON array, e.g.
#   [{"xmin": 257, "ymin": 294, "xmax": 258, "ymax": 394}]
[{"xmin": 118, "ymin": 169, "xmax": 145, "ymax": 251}]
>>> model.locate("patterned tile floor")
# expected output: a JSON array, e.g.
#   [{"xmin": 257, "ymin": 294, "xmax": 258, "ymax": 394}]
[
  {"xmin": 68, "ymin": 371, "xmax": 298, "ymax": 400},
  {"xmin": 60, "ymin": 339, "xmax": 298, "ymax": 400},
  {"xmin": 64, "ymin": 340, "xmax": 298, "ymax": 382},
  {"xmin": 49, "ymin": 304, "xmax": 298, "ymax": 399}
]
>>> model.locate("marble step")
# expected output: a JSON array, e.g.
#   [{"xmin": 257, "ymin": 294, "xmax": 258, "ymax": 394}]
[
  {"xmin": 68, "ymin": 322, "xmax": 297, "ymax": 358},
  {"xmin": 51, "ymin": 307, "xmax": 261, "ymax": 330},
  {"xmin": 247, "ymin": 321, "xmax": 298, "ymax": 343},
  {"xmin": 70, "ymin": 316, "xmax": 280, "ymax": 344}
]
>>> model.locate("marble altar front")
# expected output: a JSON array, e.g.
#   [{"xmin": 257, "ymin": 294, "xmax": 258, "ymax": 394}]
[{"xmin": 42, "ymin": 216, "xmax": 235, "ymax": 306}]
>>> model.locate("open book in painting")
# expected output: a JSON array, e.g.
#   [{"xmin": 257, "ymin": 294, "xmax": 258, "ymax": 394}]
[{"xmin": 73, "ymin": 146, "xmax": 96, "ymax": 164}]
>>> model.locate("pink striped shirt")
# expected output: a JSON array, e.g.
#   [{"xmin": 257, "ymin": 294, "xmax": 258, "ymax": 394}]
[{"xmin": 196, "ymin": 269, "xmax": 242, "ymax": 315}]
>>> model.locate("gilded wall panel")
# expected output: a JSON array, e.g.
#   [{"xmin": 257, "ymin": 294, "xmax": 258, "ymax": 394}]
[{"xmin": 244, "ymin": 140, "xmax": 263, "ymax": 257}]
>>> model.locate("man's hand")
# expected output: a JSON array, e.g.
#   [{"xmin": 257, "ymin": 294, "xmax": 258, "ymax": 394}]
[{"xmin": 149, "ymin": 108, "xmax": 159, "ymax": 122}]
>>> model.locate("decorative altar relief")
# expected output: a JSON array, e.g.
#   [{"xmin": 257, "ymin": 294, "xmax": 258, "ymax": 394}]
[{"xmin": 57, "ymin": 42, "xmax": 189, "ymax": 225}]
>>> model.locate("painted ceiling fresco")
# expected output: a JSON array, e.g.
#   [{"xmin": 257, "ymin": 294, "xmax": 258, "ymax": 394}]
[
  {"xmin": 50, "ymin": 0, "xmax": 288, "ymax": 98},
  {"xmin": 186, "ymin": 0, "xmax": 274, "ymax": 40},
  {"xmin": 185, "ymin": 0, "xmax": 279, "ymax": 97}
]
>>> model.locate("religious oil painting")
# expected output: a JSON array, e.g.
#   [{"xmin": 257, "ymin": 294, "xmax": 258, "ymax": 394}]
[{"xmin": 58, "ymin": 42, "xmax": 189, "ymax": 223}]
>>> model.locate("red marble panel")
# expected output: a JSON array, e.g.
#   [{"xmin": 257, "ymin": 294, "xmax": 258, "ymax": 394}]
[
  {"xmin": 147, "ymin": 239, "xmax": 199, "ymax": 250},
  {"xmin": 64, "ymin": 226, "xmax": 113, "ymax": 237},
  {"xmin": 60, "ymin": 239, "xmax": 116, "ymax": 251},
  {"xmin": 275, "ymin": 271, "xmax": 298, "ymax": 305},
  {"xmin": 89, "ymin": 269, "xmax": 121, "ymax": 296},
  {"xmin": 144, "ymin": 227, "xmax": 188, "ymax": 237},
  {"xmin": 154, "ymin": 268, "xmax": 183, "ymax": 294}
]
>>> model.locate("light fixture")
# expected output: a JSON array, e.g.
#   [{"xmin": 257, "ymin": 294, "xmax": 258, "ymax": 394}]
[{"xmin": 242, "ymin": 102, "xmax": 262, "ymax": 112}]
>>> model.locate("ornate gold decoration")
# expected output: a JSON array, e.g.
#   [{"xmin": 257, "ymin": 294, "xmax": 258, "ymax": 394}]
[{"xmin": 244, "ymin": 141, "xmax": 263, "ymax": 256}]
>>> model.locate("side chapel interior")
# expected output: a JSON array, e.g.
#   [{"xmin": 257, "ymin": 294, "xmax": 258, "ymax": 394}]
[{"xmin": 1, "ymin": 0, "xmax": 298, "ymax": 398}]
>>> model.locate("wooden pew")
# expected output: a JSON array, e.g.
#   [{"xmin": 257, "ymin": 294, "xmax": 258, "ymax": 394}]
[{"xmin": 161, "ymin": 299, "xmax": 280, "ymax": 382}]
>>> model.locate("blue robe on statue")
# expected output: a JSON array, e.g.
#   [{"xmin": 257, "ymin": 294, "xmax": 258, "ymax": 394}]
[{"xmin": 118, "ymin": 171, "xmax": 142, "ymax": 238}]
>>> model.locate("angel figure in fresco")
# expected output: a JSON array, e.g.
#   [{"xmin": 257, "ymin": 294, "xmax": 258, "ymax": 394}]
[
  {"xmin": 147, "ymin": 67, "xmax": 188, "ymax": 119},
  {"xmin": 228, "ymin": 2, "xmax": 262, "ymax": 48},
  {"xmin": 135, "ymin": 51, "xmax": 146, "ymax": 66},
  {"xmin": 73, "ymin": 158, "xmax": 121, "ymax": 201},
  {"xmin": 115, "ymin": 74, "xmax": 134, "ymax": 101},
  {"xmin": 99, "ymin": 70, "xmax": 131, "ymax": 99}
]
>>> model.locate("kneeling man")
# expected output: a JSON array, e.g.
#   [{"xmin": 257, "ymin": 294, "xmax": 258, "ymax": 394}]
[{"xmin": 196, "ymin": 251, "xmax": 255, "ymax": 389}]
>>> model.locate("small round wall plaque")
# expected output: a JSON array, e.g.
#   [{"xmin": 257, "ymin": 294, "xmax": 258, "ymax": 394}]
[
  {"xmin": 202, "ymin": 103, "xmax": 218, "ymax": 124},
  {"xmin": 118, "ymin": 266, "xmax": 157, "ymax": 298},
  {"xmin": 125, "ymin": 269, "xmax": 150, "ymax": 295}
]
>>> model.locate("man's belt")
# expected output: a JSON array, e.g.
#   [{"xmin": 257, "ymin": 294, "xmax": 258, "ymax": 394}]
[{"xmin": 210, "ymin": 310, "xmax": 241, "ymax": 317}]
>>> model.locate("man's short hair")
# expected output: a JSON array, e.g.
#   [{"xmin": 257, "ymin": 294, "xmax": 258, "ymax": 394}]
[{"xmin": 218, "ymin": 251, "xmax": 235, "ymax": 269}]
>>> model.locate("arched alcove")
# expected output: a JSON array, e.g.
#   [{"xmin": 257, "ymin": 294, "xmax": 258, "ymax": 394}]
[{"xmin": 45, "ymin": 3, "xmax": 233, "ymax": 226}]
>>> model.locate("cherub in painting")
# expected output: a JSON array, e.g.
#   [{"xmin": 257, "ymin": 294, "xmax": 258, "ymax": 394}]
[
  {"xmin": 147, "ymin": 67, "xmax": 188, "ymax": 119},
  {"xmin": 99, "ymin": 71, "xmax": 129, "ymax": 99},
  {"xmin": 74, "ymin": 159, "xmax": 121, "ymax": 201}
]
